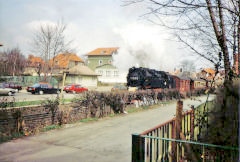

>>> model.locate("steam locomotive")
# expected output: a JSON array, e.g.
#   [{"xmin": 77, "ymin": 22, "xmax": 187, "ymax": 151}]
[{"xmin": 126, "ymin": 67, "xmax": 176, "ymax": 89}]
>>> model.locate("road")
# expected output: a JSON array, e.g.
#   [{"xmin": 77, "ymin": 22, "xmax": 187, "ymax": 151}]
[
  {"xmin": 0, "ymin": 95, "xmax": 215, "ymax": 162},
  {"xmin": 0, "ymin": 90, "xmax": 81, "ymax": 102},
  {"xmin": 1, "ymin": 86, "xmax": 113, "ymax": 102}
]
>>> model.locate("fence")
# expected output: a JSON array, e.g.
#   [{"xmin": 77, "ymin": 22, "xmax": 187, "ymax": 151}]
[
  {"xmin": 132, "ymin": 101, "xmax": 239, "ymax": 162},
  {"xmin": 0, "ymin": 76, "xmax": 58, "ymax": 87},
  {"xmin": 132, "ymin": 134, "xmax": 239, "ymax": 162}
]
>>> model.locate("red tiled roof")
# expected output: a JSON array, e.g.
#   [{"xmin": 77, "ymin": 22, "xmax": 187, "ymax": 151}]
[
  {"xmin": 49, "ymin": 53, "xmax": 84, "ymax": 68},
  {"xmin": 202, "ymin": 68, "xmax": 215, "ymax": 75},
  {"xmin": 86, "ymin": 47, "xmax": 119, "ymax": 56},
  {"xmin": 27, "ymin": 55, "xmax": 44, "ymax": 67}
]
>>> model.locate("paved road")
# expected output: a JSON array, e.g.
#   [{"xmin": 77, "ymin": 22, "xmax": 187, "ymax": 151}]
[
  {"xmin": 1, "ymin": 86, "xmax": 113, "ymax": 102},
  {"xmin": 0, "ymin": 95, "xmax": 215, "ymax": 162}
]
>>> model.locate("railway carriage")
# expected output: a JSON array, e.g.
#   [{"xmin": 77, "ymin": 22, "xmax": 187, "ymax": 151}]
[{"xmin": 126, "ymin": 67, "xmax": 207, "ymax": 93}]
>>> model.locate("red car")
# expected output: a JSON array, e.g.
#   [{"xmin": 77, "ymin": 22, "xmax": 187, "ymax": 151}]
[
  {"xmin": 63, "ymin": 84, "xmax": 88, "ymax": 93},
  {"xmin": 3, "ymin": 82, "xmax": 22, "ymax": 92}
]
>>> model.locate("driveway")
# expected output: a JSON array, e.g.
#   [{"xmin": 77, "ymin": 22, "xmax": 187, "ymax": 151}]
[{"xmin": 0, "ymin": 95, "xmax": 214, "ymax": 162}]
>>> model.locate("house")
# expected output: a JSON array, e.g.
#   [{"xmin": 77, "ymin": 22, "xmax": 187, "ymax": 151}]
[
  {"xmin": 200, "ymin": 68, "xmax": 216, "ymax": 79},
  {"xmin": 197, "ymin": 68, "xmax": 224, "ymax": 87},
  {"xmin": 190, "ymin": 78, "xmax": 207, "ymax": 91},
  {"xmin": 24, "ymin": 53, "xmax": 84, "ymax": 76},
  {"xmin": 66, "ymin": 64, "xmax": 99, "ymax": 88},
  {"xmin": 86, "ymin": 47, "xmax": 118, "ymax": 70},
  {"xmin": 49, "ymin": 53, "xmax": 84, "ymax": 70},
  {"xmin": 86, "ymin": 47, "xmax": 126, "ymax": 84},
  {"xmin": 24, "ymin": 55, "xmax": 45, "ymax": 76},
  {"xmin": 49, "ymin": 53, "xmax": 99, "ymax": 88}
]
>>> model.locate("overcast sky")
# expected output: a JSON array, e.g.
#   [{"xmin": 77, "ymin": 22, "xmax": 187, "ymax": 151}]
[{"xmin": 0, "ymin": 0, "xmax": 209, "ymax": 72}]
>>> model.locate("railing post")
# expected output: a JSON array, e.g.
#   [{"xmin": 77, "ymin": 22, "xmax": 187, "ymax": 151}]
[
  {"xmin": 176, "ymin": 100, "xmax": 183, "ymax": 139},
  {"xmin": 173, "ymin": 100, "xmax": 183, "ymax": 161},
  {"xmin": 132, "ymin": 134, "xmax": 145, "ymax": 162}
]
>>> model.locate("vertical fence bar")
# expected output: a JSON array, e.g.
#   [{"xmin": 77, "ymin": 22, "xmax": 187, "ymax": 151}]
[
  {"xmin": 150, "ymin": 132, "xmax": 153, "ymax": 162},
  {"xmin": 190, "ymin": 105, "xmax": 195, "ymax": 140},
  {"xmin": 132, "ymin": 134, "xmax": 145, "ymax": 162}
]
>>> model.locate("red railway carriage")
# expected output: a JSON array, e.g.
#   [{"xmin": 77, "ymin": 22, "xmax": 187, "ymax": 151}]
[{"xmin": 172, "ymin": 76, "xmax": 191, "ymax": 93}]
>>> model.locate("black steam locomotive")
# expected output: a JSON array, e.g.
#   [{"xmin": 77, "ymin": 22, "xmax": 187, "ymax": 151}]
[{"xmin": 126, "ymin": 67, "xmax": 175, "ymax": 89}]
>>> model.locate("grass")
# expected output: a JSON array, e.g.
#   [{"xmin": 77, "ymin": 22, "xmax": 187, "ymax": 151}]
[
  {"xmin": 2, "ymin": 98, "xmax": 74, "ymax": 108},
  {"xmin": 42, "ymin": 125, "xmax": 62, "ymax": 132},
  {"xmin": 0, "ymin": 132, "xmax": 24, "ymax": 144},
  {"xmin": 79, "ymin": 117, "xmax": 98, "ymax": 123}
]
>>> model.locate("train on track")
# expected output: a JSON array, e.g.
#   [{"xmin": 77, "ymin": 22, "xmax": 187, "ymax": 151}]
[{"xmin": 126, "ymin": 67, "xmax": 207, "ymax": 93}]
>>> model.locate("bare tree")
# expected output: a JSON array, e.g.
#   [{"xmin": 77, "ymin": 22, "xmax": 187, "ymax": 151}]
[
  {"xmin": 123, "ymin": 0, "xmax": 239, "ymax": 83},
  {"xmin": 179, "ymin": 59, "xmax": 196, "ymax": 72},
  {"xmin": 32, "ymin": 20, "xmax": 71, "ymax": 78},
  {"xmin": 3, "ymin": 48, "xmax": 26, "ymax": 76}
]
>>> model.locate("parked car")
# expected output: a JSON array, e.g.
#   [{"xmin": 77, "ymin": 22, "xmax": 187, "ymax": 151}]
[
  {"xmin": 111, "ymin": 84, "xmax": 128, "ymax": 92},
  {"xmin": 63, "ymin": 84, "xmax": 88, "ymax": 93},
  {"xmin": 26, "ymin": 83, "xmax": 60, "ymax": 95},
  {"xmin": 0, "ymin": 83, "xmax": 16, "ymax": 96},
  {"xmin": 3, "ymin": 82, "xmax": 22, "ymax": 92}
]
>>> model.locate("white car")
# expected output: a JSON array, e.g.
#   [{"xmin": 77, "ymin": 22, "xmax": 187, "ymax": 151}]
[{"xmin": 0, "ymin": 83, "xmax": 16, "ymax": 96}]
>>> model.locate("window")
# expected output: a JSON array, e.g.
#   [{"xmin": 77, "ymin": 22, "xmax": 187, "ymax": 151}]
[
  {"xmin": 106, "ymin": 71, "xmax": 111, "ymax": 77},
  {"xmin": 98, "ymin": 70, "xmax": 103, "ymax": 75},
  {"xmin": 109, "ymin": 59, "xmax": 112, "ymax": 64},
  {"xmin": 99, "ymin": 60, "xmax": 103, "ymax": 66},
  {"xmin": 114, "ymin": 71, "xmax": 119, "ymax": 77}
]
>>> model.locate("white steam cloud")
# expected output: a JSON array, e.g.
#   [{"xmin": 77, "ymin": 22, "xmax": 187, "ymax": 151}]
[{"xmin": 112, "ymin": 23, "xmax": 180, "ymax": 72}]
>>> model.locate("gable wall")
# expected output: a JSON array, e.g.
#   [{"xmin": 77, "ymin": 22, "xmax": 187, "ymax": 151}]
[
  {"xmin": 65, "ymin": 75, "xmax": 97, "ymax": 87},
  {"xmin": 87, "ymin": 55, "xmax": 112, "ymax": 70}
]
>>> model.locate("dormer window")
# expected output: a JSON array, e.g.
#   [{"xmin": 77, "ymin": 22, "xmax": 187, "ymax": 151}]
[{"xmin": 101, "ymin": 50, "xmax": 106, "ymax": 54}]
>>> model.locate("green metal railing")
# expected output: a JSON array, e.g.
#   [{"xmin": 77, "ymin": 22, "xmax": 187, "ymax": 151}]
[
  {"xmin": 132, "ymin": 134, "xmax": 239, "ymax": 162},
  {"xmin": 0, "ymin": 76, "xmax": 58, "ymax": 87}
]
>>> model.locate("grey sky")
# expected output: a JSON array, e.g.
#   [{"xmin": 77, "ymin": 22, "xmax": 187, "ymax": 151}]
[{"xmin": 0, "ymin": 0, "xmax": 206, "ymax": 71}]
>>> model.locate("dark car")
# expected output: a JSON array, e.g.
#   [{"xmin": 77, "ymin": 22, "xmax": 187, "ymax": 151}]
[
  {"xmin": 3, "ymin": 82, "xmax": 22, "ymax": 92},
  {"xmin": 26, "ymin": 83, "xmax": 60, "ymax": 95},
  {"xmin": 63, "ymin": 84, "xmax": 88, "ymax": 93}
]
